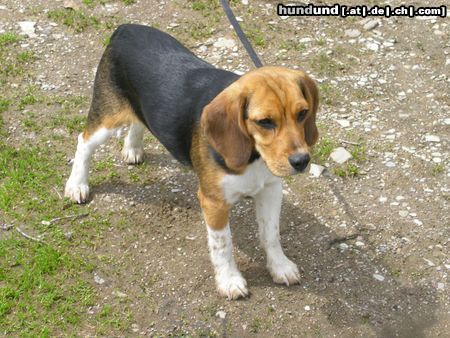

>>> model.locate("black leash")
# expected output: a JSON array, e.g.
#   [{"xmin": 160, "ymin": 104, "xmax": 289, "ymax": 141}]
[
  {"xmin": 219, "ymin": 0, "xmax": 363, "ymax": 247},
  {"xmin": 219, "ymin": 0, "xmax": 263, "ymax": 68}
]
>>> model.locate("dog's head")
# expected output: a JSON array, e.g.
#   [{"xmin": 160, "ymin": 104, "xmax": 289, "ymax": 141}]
[{"xmin": 201, "ymin": 67, "xmax": 319, "ymax": 176}]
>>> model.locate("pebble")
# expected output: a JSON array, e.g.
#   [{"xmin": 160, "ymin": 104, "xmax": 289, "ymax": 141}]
[
  {"xmin": 336, "ymin": 119, "xmax": 351, "ymax": 128},
  {"xmin": 112, "ymin": 290, "xmax": 127, "ymax": 298},
  {"xmin": 63, "ymin": 0, "xmax": 80, "ymax": 10},
  {"xmin": 373, "ymin": 273, "xmax": 385, "ymax": 281},
  {"xmin": 339, "ymin": 243, "xmax": 349, "ymax": 250},
  {"xmin": 366, "ymin": 42, "xmax": 379, "ymax": 52},
  {"xmin": 437, "ymin": 283, "xmax": 445, "ymax": 290},
  {"xmin": 304, "ymin": 305, "xmax": 311, "ymax": 311},
  {"xmin": 385, "ymin": 162, "xmax": 396, "ymax": 168},
  {"xmin": 18, "ymin": 21, "xmax": 37, "ymax": 38},
  {"xmin": 330, "ymin": 147, "xmax": 352, "ymax": 164},
  {"xmin": 423, "ymin": 258, "xmax": 435, "ymax": 267},
  {"xmin": 345, "ymin": 29, "xmax": 361, "ymax": 38},
  {"xmin": 213, "ymin": 37, "xmax": 236, "ymax": 49},
  {"xmin": 94, "ymin": 273, "xmax": 105, "ymax": 285},
  {"xmin": 399, "ymin": 210, "xmax": 409, "ymax": 218},
  {"xmin": 363, "ymin": 20, "xmax": 379, "ymax": 31},
  {"xmin": 216, "ymin": 310, "xmax": 227, "ymax": 319},
  {"xmin": 379, "ymin": 196, "xmax": 387, "ymax": 203},
  {"xmin": 131, "ymin": 324, "xmax": 140, "ymax": 333},
  {"xmin": 355, "ymin": 241, "xmax": 365, "ymax": 247},
  {"xmin": 309, "ymin": 163, "xmax": 325, "ymax": 178},
  {"xmin": 413, "ymin": 219, "xmax": 423, "ymax": 226},
  {"xmin": 424, "ymin": 135, "xmax": 440, "ymax": 142}
]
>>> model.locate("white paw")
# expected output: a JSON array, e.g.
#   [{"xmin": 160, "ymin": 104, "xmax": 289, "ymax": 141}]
[
  {"xmin": 64, "ymin": 183, "xmax": 89, "ymax": 204},
  {"xmin": 268, "ymin": 257, "xmax": 300, "ymax": 286},
  {"xmin": 122, "ymin": 147, "xmax": 144, "ymax": 164},
  {"xmin": 216, "ymin": 273, "xmax": 248, "ymax": 300}
]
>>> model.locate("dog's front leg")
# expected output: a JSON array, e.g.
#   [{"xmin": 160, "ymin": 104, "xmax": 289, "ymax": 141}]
[
  {"xmin": 254, "ymin": 179, "xmax": 300, "ymax": 286},
  {"xmin": 198, "ymin": 189, "xmax": 248, "ymax": 300}
]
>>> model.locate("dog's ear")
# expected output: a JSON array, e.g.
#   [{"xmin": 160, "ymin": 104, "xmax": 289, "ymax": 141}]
[
  {"xmin": 201, "ymin": 88, "xmax": 252, "ymax": 173},
  {"xmin": 299, "ymin": 74, "xmax": 319, "ymax": 146}
]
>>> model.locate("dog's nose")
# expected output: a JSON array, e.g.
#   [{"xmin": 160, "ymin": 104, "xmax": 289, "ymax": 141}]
[{"xmin": 288, "ymin": 153, "xmax": 310, "ymax": 172}]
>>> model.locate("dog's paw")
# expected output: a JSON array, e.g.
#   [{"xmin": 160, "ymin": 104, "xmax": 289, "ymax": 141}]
[
  {"xmin": 268, "ymin": 258, "xmax": 300, "ymax": 286},
  {"xmin": 122, "ymin": 147, "xmax": 144, "ymax": 164},
  {"xmin": 64, "ymin": 183, "xmax": 89, "ymax": 204},
  {"xmin": 216, "ymin": 273, "xmax": 248, "ymax": 300}
]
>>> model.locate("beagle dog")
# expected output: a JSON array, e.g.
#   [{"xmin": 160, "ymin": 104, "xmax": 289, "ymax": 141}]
[{"xmin": 65, "ymin": 24, "xmax": 319, "ymax": 299}]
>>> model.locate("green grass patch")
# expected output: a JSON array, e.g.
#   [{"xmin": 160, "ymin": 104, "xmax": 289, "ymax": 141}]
[
  {"xmin": 0, "ymin": 98, "xmax": 10, "ymax": 114},
  {"xmin": 279, "ymin": 40, "xmax": 306, "ymax": 52},
  {"xmin": 431, "ymin": 163, "xmax": 444, "ymax": 176},
  {"xmin": 318, "ymin": 82, "xmax": 342, "ymax": 106},
  {"xmin": 17, "ymin": 51, "xmax": 35, "ymax": 63},
  {"xmin": 333, "ymin": 163, "xmax": 360, "ymax": 178},
  {"xmin": 311, "ymin": 136, "xmax": 337, "ymax": 165},
  {"xmin": 48, "ymin": 8, "xmax": 100, "ymax": 33},
  {"xmin": 0, "ymin": 32, "xmax": 20, "ymax": 46},
  {"xmin": 244, "ymin": 26, "xmax": 266, "ymax": 47},
  {"xmin": 311, "ymin": 52, "xmax": 338, "ymax": 76}
]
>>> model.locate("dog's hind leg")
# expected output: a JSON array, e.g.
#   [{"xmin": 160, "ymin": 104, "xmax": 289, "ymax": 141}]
[{"xmin": 122, "ymin": 122, "xmax": 146, "ymax": 164}]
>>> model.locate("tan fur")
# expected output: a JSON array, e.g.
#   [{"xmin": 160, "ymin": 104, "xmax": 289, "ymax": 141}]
[
  {"xmin": 191, "ymin": 126, "xmax": 231, "ymax": 230},
  {"xmin": 201, "ymin": 66, "xmax": 319, "ymax": 177}
]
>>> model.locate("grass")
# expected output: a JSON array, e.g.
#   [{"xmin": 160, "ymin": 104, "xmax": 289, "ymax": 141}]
[
  {"xmin": 0, "ymin": 139, "xmax": 133, "ymax": 335},
  {"xmin": 312, "ymin": 135, "xmax": 366, "ymax": 178},
  {"xmin": 48, "ymin": 8, "xmax": 100, "ymax": 33},
  {"xmin": 311, "ymin": 52, "xmax": 339, "ymax": 76},
  {"xmin": 279, "ymin": 40, "xmax": 307, "ymax": 52},
  {"xmin": 0, "ymin": 77, "xmax": 134, "ymax": 335},
  {"xmin": 312, "ymin": 136, "xmax": 337, "ymax": 165},
  {"xmin": 0, "ymin": 32, "xmax": 20, "ymax": 46},
  {"xmin": 431, "ymin": 163, "xmax": 444, "ymax": 176},
  {"xmin": 244, "ymin": 25, "xmax": 266, "ymax": 47},
  {"xmin": 318, "ymin": 82, "xmax": 342, "ymax": 106}
]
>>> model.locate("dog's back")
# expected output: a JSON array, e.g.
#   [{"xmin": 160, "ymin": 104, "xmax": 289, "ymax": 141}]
[{"xmin": 95, "ymin": 24, "xmax": 239, "ymax": 164}]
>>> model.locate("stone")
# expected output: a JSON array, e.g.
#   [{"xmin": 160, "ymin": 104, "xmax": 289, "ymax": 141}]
[
  {"xmin": 304, "ymin": 305, "xmax": 311, "ymax": 311},
  {"xmin": 413, "ymin": 219, "xmax": 423, "ymax": 226},
  {"xmin": 424, "ymin": 135, "xmax": 440, "ymax": 142},
  {"xmin": 345, "ymin": 29, "xmax": 361, "ymax": 38},
  {"xmin": 373, "ymin": 273, "xmax": 385, "ymax": 281},
  {"xmin": 330, "ymin": 147, "xmax": 352, "ymax": 164},
  {"xmin": 366, "ymin": 42, "xmax": 379, "ymax": 52},
  {"xmin": 309, "ymin": 163, "xmax": 325, "ymax": 178},
  {"xmin": 63, "ymin": 0, "xmax": 80, "ymax": 10},
  {"xmin": 399, "ymin": 210, "xmax": 408, "ymax": 217},
  {"xmin": 363, "ymin": 20, "xmax": 379, "ymax": 31},
  {"xmin": 336, "ymin": 119, "xmax": 351, "ymax": 128},
  {"xmin": 94, "ymin": 273, "xmax": 105, "ymax": 285},
  {"xmin": 18, "ymin": 21, "xmax": 37, "ymax": 38},
  {"xmin": 216, "ymin": 310, "xmax": 226, "ymax": 319},
  {"xmin": 339, "ymin": 243, "xmax": 349, "ymax": 250},
  {"xmin": 112, "ymin": 290, "xmax": 127, "ymax": 298},
  {"xmin": 213, "ymin": 37, "xmax": 236, "ymax": 49},
  {"xmin": 385, "ymin": 162, "xmax": 396, "ymax": 168}
]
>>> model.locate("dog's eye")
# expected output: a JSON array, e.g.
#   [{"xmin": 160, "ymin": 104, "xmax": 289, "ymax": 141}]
[
  {"xmin": 256, "ymin": 118, "xmax": 276, "ymax": 130},
  {"xmin": 297, "ymin": 109, "xmax": 308, "ymax": 122}
]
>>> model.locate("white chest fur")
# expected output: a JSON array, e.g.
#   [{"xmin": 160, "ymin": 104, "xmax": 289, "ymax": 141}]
[{"xmin": 221, "ymin": 159, "xmax": 280, "ymax": 204}]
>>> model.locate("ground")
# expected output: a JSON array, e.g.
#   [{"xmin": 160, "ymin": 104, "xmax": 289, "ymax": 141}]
[{"xmin": 0, "ymin": 0, "xmax": 449, "ymax": 337}]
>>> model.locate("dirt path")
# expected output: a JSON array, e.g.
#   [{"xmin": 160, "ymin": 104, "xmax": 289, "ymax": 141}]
[{"xmin": 0, "ymin": 0, "xmax": 448, "ymax": 336}]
